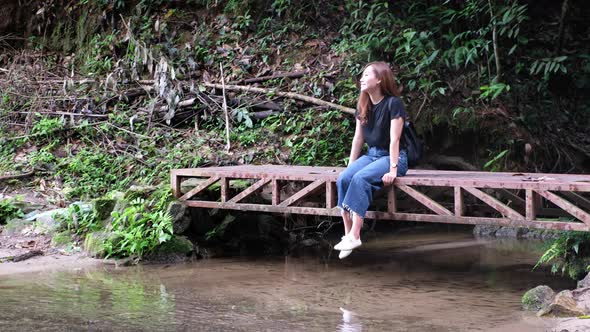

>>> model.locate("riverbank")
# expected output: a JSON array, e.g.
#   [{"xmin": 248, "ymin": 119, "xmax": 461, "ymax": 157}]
[{"xmin": 0, "ymin": 229, "xmax": 102, "ymax": 276}]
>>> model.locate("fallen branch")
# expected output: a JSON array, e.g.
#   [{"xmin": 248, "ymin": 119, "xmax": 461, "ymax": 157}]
[
  {"xmin": 202, "ymin": 83, "xmax": 355, "ymax": 115},
  {"xmin": 0, "ymin": 250, "xmax": 43, "ymax": 263},
  {"xmin": 0, "ymin": 170, "xmax": 36, "ymax": 182},
  {"xmin": 230, "ymin": 70, "xmax": 309, "ymax": 85},
  {"xmin": 17, "ymin": 111, "xmax": 108, "ymax": 118}
]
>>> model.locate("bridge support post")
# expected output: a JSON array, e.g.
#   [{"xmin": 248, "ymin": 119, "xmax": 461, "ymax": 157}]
[
  {"xmin": 526, "ymin": 189, "xmax": 538, "ymax": 220},
  {"xmin": 388, "ymin": 186, "xmax": 397, "ymax": 213},
  {"xmin": 454, "ymin": 187, "xmax": 464, "ymax": 217}
]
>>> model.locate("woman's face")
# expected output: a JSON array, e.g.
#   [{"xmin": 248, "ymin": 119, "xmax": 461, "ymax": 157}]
[{"xmin": 359, "ymin": 65, "xmax": 381, "ymax": 93}]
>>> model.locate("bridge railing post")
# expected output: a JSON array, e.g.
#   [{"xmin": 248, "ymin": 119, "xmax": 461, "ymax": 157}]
[
  {"xmin": 326, "ymin": 181, "xmax": 337, "ymax": 209},
  {"xmin": 388, "ymin": 185, "xmax": 397, "ymax": 213},
  {"xmin": 454, "ymin": 186, "xmax": 464, "ymax": 217},
  {"xmin": 526, "ymin": 189, "xmax": 538, "ymax": 221}
]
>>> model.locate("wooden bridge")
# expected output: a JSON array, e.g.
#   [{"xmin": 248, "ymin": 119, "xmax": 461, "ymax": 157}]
[{"xmin": 171, "ymin": 165, "xmax": 590, "ymax": 231}]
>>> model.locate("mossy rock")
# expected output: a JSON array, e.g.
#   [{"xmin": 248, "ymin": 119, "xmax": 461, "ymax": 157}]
[
  {"xmin": 522, "ymin": 285, "xmax": 555, "ymax": 311},
  {"xmin": 110, "ymin": 191, "xmax": 128, "ymax": 216},
  {"xmin": 84, "ymin": 231, "xmax": 115, "ymax": 258},
  {"xmin": 92, "ymin": 197, "xmax": 117, "ymax": 223},
  {"xmin": 51, "ymin": 231, "xmax": 73, "ymax": 247},
  {"xmin": 155, "ymin": 235, "xmax": 194, "ymax": 255},
  {"xmin": 167, "ymin": 201, "xmax": 191, "ymax": 234},
  {"xmin": 144, "ymin": 235, "xmax": 195, "ymax": 263},
  {"xmin": 124, "ymin": 185, "xmax": 158, "ymax": 200}
]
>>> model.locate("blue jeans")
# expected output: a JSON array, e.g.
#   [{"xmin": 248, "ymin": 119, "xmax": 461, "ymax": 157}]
[{"xmin": 337, "ymin": 147, "xmax": 408, "ymax": 218}]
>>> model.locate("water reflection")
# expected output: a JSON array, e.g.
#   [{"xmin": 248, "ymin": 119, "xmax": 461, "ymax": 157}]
[
  {"xmin": 0, "ymin": 269, "xmax": 176, "ymax": 331},
  {"xmin": 338, "ymin": 307, "xmax": 362, "ymax": 332},
  {"xmin": 0, "ymin": 230, "xmax": 576, "ymax": 331}
]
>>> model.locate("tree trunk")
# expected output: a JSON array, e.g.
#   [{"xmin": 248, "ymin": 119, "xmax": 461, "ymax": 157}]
[{"xmin": 556, "ymin": 0, "xmax": 569, "ymax": 54}]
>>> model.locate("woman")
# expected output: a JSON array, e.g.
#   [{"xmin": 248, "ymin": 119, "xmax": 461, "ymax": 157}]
[{"xmin": 334, "ymin": 61, "xmax": 409, "ymax": 259}]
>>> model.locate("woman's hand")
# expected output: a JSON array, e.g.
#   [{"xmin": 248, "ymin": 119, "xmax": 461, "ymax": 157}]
[{"xmin": 382, "ymin": 171, "xmax": 397, "ymax": 186}]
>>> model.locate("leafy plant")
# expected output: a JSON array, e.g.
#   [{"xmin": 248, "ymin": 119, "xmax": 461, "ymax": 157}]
[
  {"xmin": 483, "ymin": 149, "xmax": 509, "ymax": 171},
  {"xmin": 31, "ymin": 116, "xmax": 65, "ymax": 138},
  {"xmin": 57, "ymin": 148, "xmax": 129, "ymax": 199},
  {"xmin": 0, "ymin": 198, "xmax": 24, "ymax": 224},
  {"xmin": 535, "ymin": 232, "xmax": 590, "ymax": 280},
  {"xmin": 104, "ymin": 194, "xmax": 173, "ymax": 258},
  {"xmin": 55, "ymin": 203, "xmax": 99, "ymax": 235},
  {"xmin": 479, "ymin": 83, "xmax": 510, "ymax": 101}
]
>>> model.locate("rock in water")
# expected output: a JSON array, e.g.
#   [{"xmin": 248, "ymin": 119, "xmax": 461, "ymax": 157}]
[
  {"xmin": 522, "ymin": 285, "xmax": 555, "ymax": 311},
  {"xmin": 538, "ymin": 290, "xmax": 587, "ymax": 317}
]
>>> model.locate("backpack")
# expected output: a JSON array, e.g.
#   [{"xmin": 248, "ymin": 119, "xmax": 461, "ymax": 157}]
[{"xmin": 401, "ymin": 121, "xmax": 423, "ymax": 167}]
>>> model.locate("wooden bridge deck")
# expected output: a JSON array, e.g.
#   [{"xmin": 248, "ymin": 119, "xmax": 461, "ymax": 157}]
[{"xmin": 171, "ymin": 165, "xmax": 590, "ymax": 231}]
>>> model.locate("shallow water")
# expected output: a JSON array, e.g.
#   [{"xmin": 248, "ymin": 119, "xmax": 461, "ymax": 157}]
[{"xmin": 0, "ymin": 229, "xmax": 574, "ymax": 331}]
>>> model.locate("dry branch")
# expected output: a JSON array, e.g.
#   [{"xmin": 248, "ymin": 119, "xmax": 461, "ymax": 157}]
[
  {"xmin": 0, "ymin": 250, "xmax": 43, "ymax": 263},
  {"xmin": 202, "ymin": 83, "xmax": 356, "ymax": 115},
  {"xmin": 230, "ymin": 70, "xmax": 309, "ymax": 85},
  {"xmin": 0, "ymin": 170, "xmax": 35, "ymax": 182}
]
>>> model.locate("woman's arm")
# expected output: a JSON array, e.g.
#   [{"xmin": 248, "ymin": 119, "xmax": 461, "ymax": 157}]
[
  {"xmin": 382, "ymin": 117, "xmax": 404, "ymax": 185},
  {"xmin": 348, "ymin": 119, "xmax": 365, "ymax": 165}
]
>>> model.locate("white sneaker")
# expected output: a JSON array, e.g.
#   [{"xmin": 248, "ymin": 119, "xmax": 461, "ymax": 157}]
[
  {"xmin": 334, "ymin": 235, "xmax": 350, "ymax": 250},
  {"xmin": 335, "ymin": 235, "xmax": 362, "ymax": 251},
  {"xmin": 338, "ymin": 250, "xmax": 352, "ymax": 259}
]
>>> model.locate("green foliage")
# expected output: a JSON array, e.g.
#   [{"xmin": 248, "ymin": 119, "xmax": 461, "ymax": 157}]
[
  {"xmin": 55, "ymin": 203, "xmax": 100, "ymax": 235},
  {"xmin": 479, "ymin": 83, "xmax": 510, "ymax": 101},
  {"xmin": 0, "ymin": 142, "xmax": 17, "ymax": 173},
  {"xmin": 80, "ymin": 33, "xmax": 117, "ymax": 75},
  {"xmin": 0, "ymin": 198, "xmax": 24, "ymax": 224},
  {"xmin": 264, "ymin": 110, "xmax": 351, "ymax": 166},
  {"xmin": 31, "ymin": 116, "xmax": 65, "ymax": 138},
  {"xmin": 57, "ymin": 148, "xmax": 130, "ymax": 199},
  {"xmin": 335, "ymin": 1, "xmax": 397, "ymax": 72},
  {"xmin": 535, "ymin": 232, "xmax": 590, "ymax": 280},
  {"xmin": 483, "ymin": 149, "xmax": 509, "ymax": 171},
  {"xmin": 104, "ymin": 194, "xmax": 173, "ymax": 258},
  {"xmin": 529, "ymin": 56, "xmax": 568, "ymax": 91},
  {"xmin": 28, "ymin": 142, "xmax": 58, "ymax": 167}
]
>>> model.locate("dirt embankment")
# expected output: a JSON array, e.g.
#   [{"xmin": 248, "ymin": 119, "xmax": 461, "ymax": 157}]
[
  {"xmin": 0, "ymin": 189, "xmax": 102, "ymax": 276},
  {"xmin": 0, "ymin": 229, "xmax": 102, "ymax": 276}
]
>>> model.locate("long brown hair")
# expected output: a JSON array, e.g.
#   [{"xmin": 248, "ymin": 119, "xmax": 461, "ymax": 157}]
[{"xmin": 356, "ymin": 61, "xmax": 401, "ymax": 125}]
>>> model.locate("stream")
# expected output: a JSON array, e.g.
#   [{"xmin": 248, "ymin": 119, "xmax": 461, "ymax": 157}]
[{"xmin": 0, "ymin": 228, "xmax": 573, "ymax": 331}]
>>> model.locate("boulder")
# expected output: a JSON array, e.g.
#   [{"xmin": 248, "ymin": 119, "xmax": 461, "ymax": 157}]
[
  {"xmin": 110, "ymin": 191, "xmax": 127, "ymax": 218},
  {"xmin": 578, "ymin": 273, "xmax": 590, "ymax": 289},
  {"xmin": 144, "ymin": 235, "xmax": 195, "ymax": 263},
  {"xmin": 167, "ymin": 201, "xmax": 191, "ymax": 234},
  {"xmin": 522, "ymin": 285, "xmax": 555, "ymax": 311},
  {"xmin": 84, "ymin": 231, "xmax": 115, "ymax": 258},
  {"xmin": 494, "ymin": 226, "xmax": 525, "ymax": 239},
  {"xmin": 571, "ymin": 287, "xmax": 590, "ymax": 313},
  {"xmin": 552, "ymin": 317, "xmax": 590, "ymax": 332},
  {"xmin": 538, "ymin": 290, "xmax": 587, "ymax": 317},
  {"xmin": 92, "ymin": 197, "xmax": 117, "ymax": 223},
  {"xmin": 473, "ymin": 225, "xmax": 501, "ymax": 238},
  {"xmin": 35, "ymin": 208, "xmax": 68, "ymax": 233},
  {"xmin": 125, "ymin": 185, "xmax": 158, "ymax": 199}
]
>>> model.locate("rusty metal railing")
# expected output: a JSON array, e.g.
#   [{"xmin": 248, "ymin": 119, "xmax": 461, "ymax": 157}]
[{"xmin": 171, "ymin": 166, "xmax": 590, "ymax": 231}]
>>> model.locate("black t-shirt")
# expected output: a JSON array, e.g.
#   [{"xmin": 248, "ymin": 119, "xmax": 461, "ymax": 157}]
[{"xmin": 355, "ymin": 95, "xmax": 406, "ymax": 149}]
